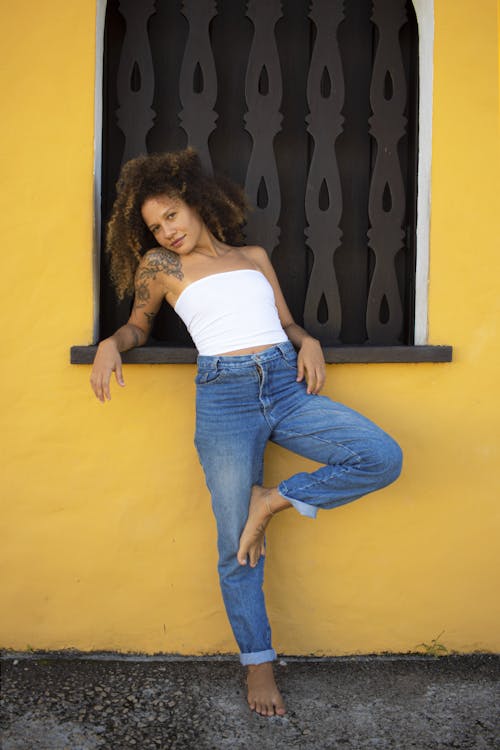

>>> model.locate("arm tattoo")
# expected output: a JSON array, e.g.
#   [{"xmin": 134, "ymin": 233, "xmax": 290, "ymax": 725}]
[
  {"xmin": 135, "ymin": 281, "xmax": 151, "ymax": 304},
  {"xmin": 134, "ymin": 248, "xmax": 180, "ymax": 311},
  {"xmin": 137, "ymin": 248, "xmax": 184, "ymax": 282}
]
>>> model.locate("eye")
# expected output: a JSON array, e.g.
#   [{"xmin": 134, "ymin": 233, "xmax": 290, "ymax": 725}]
[
  {"xmin": 151, "ymin": 226, "xmax": 160, "ymax": 234},
  {"xmin": 167, "ymin": 212, "xmax": 176, "ymax": 220}
]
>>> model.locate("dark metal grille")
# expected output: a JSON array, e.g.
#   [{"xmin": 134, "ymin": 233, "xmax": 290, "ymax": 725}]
[{"xmin": 100, "ymin": 0, "xmax": 418, "ymax": 347}]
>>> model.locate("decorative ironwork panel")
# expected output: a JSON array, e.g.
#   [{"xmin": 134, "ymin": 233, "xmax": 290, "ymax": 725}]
[
  {"xmin": 179, "ymin": 0, "xmax": 218, "ymax": 174},
  {"xmin": 116, "ymin": 0, "xmax": 156, "ymax": 164},
  {"xmin": 101, "ymin": 0, "xmax": 418, "ymax": 348},
  {"xmin": 244, "ymin": 0, "xmax": 283, "ymax": 255},
  {"xmin": 366, "ymin": 0, "xmax": 408, "ymax": 344},
  {"xmin": 303, "ymin": 0, "xmax": 345, "ymax": 345}
]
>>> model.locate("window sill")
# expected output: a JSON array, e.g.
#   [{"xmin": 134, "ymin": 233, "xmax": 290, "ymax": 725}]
[{"xmin": 70, "ymin": 345, "xmax": 452, "ymax": 364}]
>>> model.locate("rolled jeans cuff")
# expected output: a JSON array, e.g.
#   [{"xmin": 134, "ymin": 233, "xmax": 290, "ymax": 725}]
[
  {"xmin": 278, "ymin": 483, "xmax": 318, "ymax": 519},
  {"xmin": 239, "ymin": 648, "xmax": 277, "ymax": 666}
]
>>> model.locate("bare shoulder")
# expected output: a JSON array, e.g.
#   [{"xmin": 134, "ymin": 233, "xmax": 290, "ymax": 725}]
[
  {"xmin": 137, "ymin": 247, "xmax": 184, "ymax": 283},
  {"xmin": 239, "ymin": 244, "xmax": 272, "ymax": 270}
]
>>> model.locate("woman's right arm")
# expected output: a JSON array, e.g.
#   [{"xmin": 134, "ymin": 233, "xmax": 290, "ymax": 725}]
[{"xmin": 90, "ymin": 254, "xmax": 168, "ymax": 402}]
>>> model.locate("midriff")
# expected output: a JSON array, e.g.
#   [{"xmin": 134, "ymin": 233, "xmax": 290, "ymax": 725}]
[{"xmin": 214, "ymin": 342, "xmax": 283, "ymax": 357}]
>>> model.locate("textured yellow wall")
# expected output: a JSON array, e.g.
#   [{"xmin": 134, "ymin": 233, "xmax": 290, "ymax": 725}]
[{"xmin": 1, "ymin": 0, "xmax": 499, "ymax": 655}]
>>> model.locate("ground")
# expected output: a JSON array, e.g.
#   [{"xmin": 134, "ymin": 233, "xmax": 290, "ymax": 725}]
[{"xmin": 1, "ymin": 654, "xmax": 499, "ymax": 749}]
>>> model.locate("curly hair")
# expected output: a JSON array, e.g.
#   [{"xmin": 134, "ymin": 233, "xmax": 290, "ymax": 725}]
[{"xmin": 105, "ymin": 148, "xmax": 248, "ymax": 299}]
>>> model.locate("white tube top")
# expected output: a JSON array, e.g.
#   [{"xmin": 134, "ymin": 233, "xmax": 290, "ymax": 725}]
[{"xmin": 174, "ymin": 269, "xmax": 289, "ymax": 355}]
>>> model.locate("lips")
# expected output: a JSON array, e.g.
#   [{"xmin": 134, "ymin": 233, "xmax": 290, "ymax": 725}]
[{"xmin": 171, "ymin": 235, "xmax": 186, "ymax": 249}]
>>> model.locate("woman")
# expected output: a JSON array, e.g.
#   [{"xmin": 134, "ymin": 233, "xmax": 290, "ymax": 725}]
[{"xmin": 90, "ymin": 148, "xmax": 402, "ymax": 717}]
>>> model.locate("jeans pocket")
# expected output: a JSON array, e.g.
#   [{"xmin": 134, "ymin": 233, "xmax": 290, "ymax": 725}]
[
  {"xmin": 280, "ymin": 349, "xmax": 298, "ymax": 372},
  {"xmin": 195, "ymin": 367, "xmax": 225, "ymax": 385}
]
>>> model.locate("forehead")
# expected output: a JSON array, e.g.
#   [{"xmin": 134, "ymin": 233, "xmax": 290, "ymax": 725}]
[{"xmin": 141, "ymin": 194, "xmax": 182, "ymax": 218}]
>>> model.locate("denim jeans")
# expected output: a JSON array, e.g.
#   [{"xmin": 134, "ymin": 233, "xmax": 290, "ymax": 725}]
[{"xmin": 194, "ymin": 341, "xmax": 402, "ymax": 666}]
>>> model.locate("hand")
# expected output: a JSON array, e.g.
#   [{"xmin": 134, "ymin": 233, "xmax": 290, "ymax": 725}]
[
  {"xmin": 90, "ymin": 339, "xmax": 125, "ymax": 402},
  {"xmin": 296, "ymin": 337, "xmax": 326, "ymax": 394}
]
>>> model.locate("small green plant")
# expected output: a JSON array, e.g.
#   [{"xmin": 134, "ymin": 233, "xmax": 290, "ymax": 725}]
[{"xmin": 415, "ymin": 630, "xmax": 449, "ymax": 657}]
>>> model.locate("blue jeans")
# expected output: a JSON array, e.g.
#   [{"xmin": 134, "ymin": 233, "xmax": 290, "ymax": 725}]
[{"xmin": 194, "ymin": 341, "xmax": 402, "ymax": 666}]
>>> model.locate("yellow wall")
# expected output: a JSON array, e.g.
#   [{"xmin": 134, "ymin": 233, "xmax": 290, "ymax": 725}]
[{"xmin": 1, "ymin": 0, "xmax": 499, "ymax": 656}]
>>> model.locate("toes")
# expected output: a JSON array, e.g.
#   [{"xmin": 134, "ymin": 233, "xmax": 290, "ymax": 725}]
[
  {"xmin": 237, "ymin": 544, "xmax": 248, "ymax": 565},
  {"xmin": 249, "ymin": 548, "xmax": 260, "ymax": 567},
  {"xmin": 248, "ymin": 697, "xmax": 286, "ymax": 717},
  {"xmin": 257, "ymin": 702, "xmax": 272, "ymax": 716}
]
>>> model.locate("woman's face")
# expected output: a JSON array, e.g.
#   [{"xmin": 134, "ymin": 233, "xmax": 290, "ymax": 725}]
[{"xmin": 141, "ymin": 195, "xmax": 204, "ymax": 255}]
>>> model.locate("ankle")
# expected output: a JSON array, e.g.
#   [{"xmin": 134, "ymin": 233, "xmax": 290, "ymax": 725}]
[
  {"xmin": 263, "ymin": 487, "xmax": 291, "ymax": 517},
  {"xmin": 247, "ymin": 661, "xmax": 273, "ymax": 673},
  {"xmin": 264, "ymin": 490, "xmax": 275, "ymax": 517}
]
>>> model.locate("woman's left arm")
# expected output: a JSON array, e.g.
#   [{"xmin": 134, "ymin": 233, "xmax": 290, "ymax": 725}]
[{"xmin": 248, "ymin": 246, "xmax": 326, "ymax": 394}]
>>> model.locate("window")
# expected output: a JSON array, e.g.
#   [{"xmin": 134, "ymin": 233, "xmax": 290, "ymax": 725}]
[{"xmin": 71, "ymin": 0, "xmax": 451, "ymax": 364}]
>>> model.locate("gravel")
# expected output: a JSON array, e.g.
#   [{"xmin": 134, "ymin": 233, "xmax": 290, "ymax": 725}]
[{"xmin": 1, "ymin": 654, "xmax": 499, "ymax": 749}]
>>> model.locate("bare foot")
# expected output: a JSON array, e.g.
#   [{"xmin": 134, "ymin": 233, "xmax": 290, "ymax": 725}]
[
  {"xmin": 247, "ymin": 662, "xmax": 286, "ymax": 717},
  {"xmin": 237, "ymin": 486, "xmax": 291, "ymax": 567},
  {"xmin": 237, "ymin": 486, "xmax": 273, "ymax": 567}
]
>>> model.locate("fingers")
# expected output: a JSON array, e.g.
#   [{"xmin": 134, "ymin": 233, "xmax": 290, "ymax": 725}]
[
  {"xmin": 89, "ymin": 364, "xmax": 116, "ymax": 402},
  {"xmin": 304, "ymin": 365, "xmax": 326, "ymax": 394},
  {"xmin": 90, "ymin": 347, "xmax": 124, "ymax": 403},
  {"xmin": 296, "ymin": 359, "xmax": 305, "ymax": 383},
  {"xmin": 103, "ymin": 374, "xmax": 112, "ymax": 402},
  {"xmin": 297, "ymin": 339, "xmax": 326, "ymax": 394},
  {"xmin": 306, "ymin": 371, "xmax": 314, "ymax": 395},
  {"xmin": 297, "ymin": 358, "xmax": 325, "ymax": 394},
  {"xmin": 115, "ymin": 361, "xmax": 125, "ymax": 387},
  {"xmin": 314, "ymin": 365, "xmax": 326, "ymax": 394},
  {"xmin": 90, "ymin": 374, "xmax": 104, "ymax": 403},
  {"xmin": 90, "ymin": 373, "xmax": 112, "ymax": 402}
]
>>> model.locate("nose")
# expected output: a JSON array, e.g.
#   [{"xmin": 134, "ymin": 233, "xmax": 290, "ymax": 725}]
[{"xmin": 161, "ymin": 223, "xmax": 175, "ymax": 241}]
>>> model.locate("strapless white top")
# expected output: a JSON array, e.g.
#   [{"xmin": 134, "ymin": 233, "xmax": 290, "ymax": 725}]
[{"xmin": 174, "ymin": 269, "xmax": 288, "ymax": 355}]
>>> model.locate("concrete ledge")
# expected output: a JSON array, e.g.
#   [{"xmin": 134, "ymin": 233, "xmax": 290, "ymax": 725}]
[
  {"xmin": 1, "ymin": 650, "xmax": 495, "ymax": 662},
  {"xmin": 70, "ymin": 344, "xmax": 453, "ymax": 365}
]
